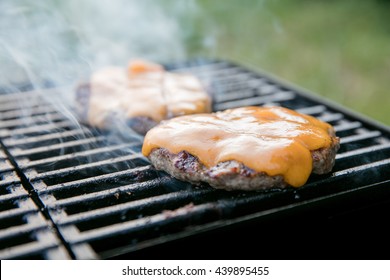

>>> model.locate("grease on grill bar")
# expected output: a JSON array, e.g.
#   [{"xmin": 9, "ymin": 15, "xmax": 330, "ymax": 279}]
[{"xmin": 1, "ymin": 59, "xmax": 390, "ymax": 259}]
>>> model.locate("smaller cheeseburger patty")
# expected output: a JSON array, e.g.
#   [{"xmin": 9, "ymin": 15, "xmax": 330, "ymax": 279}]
[
  {"xmin": 75, "ymin": 59, "xmax": 211, "ymax": 134},
  {"xmin": 142, "ymin": 106, "xmax": 340, "ymax": 191}
]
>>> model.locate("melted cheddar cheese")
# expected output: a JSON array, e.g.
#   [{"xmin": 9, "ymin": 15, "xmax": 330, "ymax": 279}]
[
  {"xmin": 87, "ymin": 60, "xmax": 211, "ymax": 128},
  {"xmin": 142, "ymin": 106, "xmax": 335, "ymax": 187}
]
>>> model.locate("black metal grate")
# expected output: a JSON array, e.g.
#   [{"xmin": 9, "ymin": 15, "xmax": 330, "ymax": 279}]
[
  {"xmin": 1, "ymin": 59, "xmax": 390, "ymax": 259},
  {"xmin": 0, "ymin": 139, "xmax": 70, "ymax": 259}
]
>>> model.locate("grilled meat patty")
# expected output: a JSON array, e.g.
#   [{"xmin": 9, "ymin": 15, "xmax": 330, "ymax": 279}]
[
  {"xmin": 148, "ymin": 141, "xmax": 339, "ymax": 191},
  {"xmin": 76, "ymin": 83, "xmax": 159, "ymax": 134},
  {"xmin": 75, "ymin": 59, "xmax": 211, "ymax": 134},
  {"xmin": 142, "ymin": 106, "xmax": 340, "ymax": 191}
]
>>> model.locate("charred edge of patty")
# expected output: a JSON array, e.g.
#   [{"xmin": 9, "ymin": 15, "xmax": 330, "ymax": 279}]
[
  {"xmin": 147, "ymin": 137, "xmax": 340, "ymax": 191},
  {"xmin": 311, "ymin": 134, "xmax": 340, "ymax": 174},
  {"xmin": 75, "ymin": 82, "xmax": 158, "ymax": 135},
  {"xmin": 125, "ymin": 116, "xmax": 158, "ymax": 135},
  {"xmin": 148, "ymin": 149, "xmax": 287, "ymax": 191}
]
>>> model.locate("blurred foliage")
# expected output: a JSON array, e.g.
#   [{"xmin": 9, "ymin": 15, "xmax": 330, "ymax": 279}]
[{"xmin": 178, "ymin": 0, "xmax": 390, "ymax": 125}]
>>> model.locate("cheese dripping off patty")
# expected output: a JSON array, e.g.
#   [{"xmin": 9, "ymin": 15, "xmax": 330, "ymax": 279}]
[{"xmin": 142, "ymin": 106, "xmax": 335, "ymax": 187}]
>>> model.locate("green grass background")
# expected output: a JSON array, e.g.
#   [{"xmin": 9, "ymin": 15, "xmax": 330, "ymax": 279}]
[{"xmin": 181, "ymin": 0, "xmax": 390, "ymax": 125}]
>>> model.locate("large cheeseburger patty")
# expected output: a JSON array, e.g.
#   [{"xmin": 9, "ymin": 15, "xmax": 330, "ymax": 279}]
[{"xmin": 142, "ymin": 106, "xmax": 340, "ymax": 191}]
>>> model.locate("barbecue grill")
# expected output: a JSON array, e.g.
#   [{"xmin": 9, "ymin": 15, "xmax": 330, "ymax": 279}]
[{"xmin": 1, "ymin": 58, "xmax": 390, "ymax": 260}]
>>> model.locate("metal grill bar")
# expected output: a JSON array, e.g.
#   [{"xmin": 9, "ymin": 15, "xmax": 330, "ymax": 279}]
[
  {"xmin": 53, "ymin": 188, "xmax": 213, "ymax": 225},
  {"xmin": 214, "ymin": 89, "xmax": 257, "ymax": 103},
  {"xmin": 332, "ymin": 158, "xmax": 390, "ymax": 176},
  {"xmin": 304, "ymin": 159, "xmax": 390, "ymax": 189},
  {"xmin": 0, "ymin": 99, "xmax": 51, "ymax": 112},
  {"xmin": 66, "ymin": 202, "xmax": 219, "ymax": 245},
  {"xmin": 35, "ymin": 165, "xmax": 152, "ymax": 194},
  {"xmin": 0, "ymin": 188, "xmax": 29, "ymax": 202},
  {"xmin": 18, "ymin": 143, "xmax": 135, "ymax": 169},
  {"xmin": 1, "ymin": 120, "xmax": 75, "ymax": 137},
  {"xmin": 170, "ymin": 61, "xmax": 233, "ymax": 76},
  {"xmin": 46, "ymin": 178, "xmax": 168, "ymax": 209},
  {"xmin": 0, "ymin": 190, "xmax": 70, "ymax": 259},
  {"xmin": 10, "ymin": 136, "xmax": 106, "ymax": 157},
  {"xmin": 0, "ymin": 171, "xmax": 21, "ymax": 187},
  {"xmin": 0, "ymin": 158, "xmax": 13, "ymax": 173},
  {"xmin": 214, "ymin": 91, "xmax": 295, "ymax": 110},
  {"xmin": 296, "ymin": 105, "xmax": 326, "ymax": 115},
  {"xmin": 28, "ymin": 153, "xmax": 144, "ymax": 181},
  {"xmin": 0, "ymin": 112, "xmax": 65, "ymax": 129},
  {"xmin": 218, "ymin": 78, "xmax": 266, "ymax": 91},
  {"xmin": 333, "ymin": 121, "xmax": 362, "ymax": 132},
  {"xmin": 3, "ymin": 129, "xmax": 88, "ymax": 147},
  {"xmin": 0, "ymin": 89, "xmax": 44, "ymax": 101},
  {"xmin": 0, "ymin": 220, "xmax": 48, "ymax": 240},
  {"xmin": 0, "ymin": 240, "xmax": 57, "ymax": 259},
  {"xmin": 0, "ymin": 105, "xmax": 58, "ymax": 120},
  {"xmin": 340, "ymin": 131, "xmax": 382, "ymax": 144},
  {"xmin": 0, "ymin": 206, "xmax": 36, "ymax": 220},
  {"xmin": 336, "ymin": 142, "xmax": 390, "ymax": 159},
  {"xmin": 317, "ymin": 113, "xmax": 344, "ymax": 123}
]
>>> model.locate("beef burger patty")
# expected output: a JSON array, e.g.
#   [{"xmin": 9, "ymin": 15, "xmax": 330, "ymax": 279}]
[
  {"xmin": 75, "ymin": 59, "xmax": 211, "ymax": 134},
  {"xmin": 142, "ymin": 106, "xmax": 340, "ymax": 191}
]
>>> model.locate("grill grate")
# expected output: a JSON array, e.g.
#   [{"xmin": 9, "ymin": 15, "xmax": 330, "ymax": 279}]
[
  {"xmin": 0, "ymin": 147, "xmax": 70, "ymax": 259},
  {"xmin": 1, "ymin": 59, "xmax": 390, "ymax": 259}
]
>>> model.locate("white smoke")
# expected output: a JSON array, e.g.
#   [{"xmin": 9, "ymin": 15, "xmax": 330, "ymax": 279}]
[
  {"xmin": 0, "ymin": 0, "xmax": 197, "ymax": 89},
  {"xmin": 0, "ymin": 0, "xmax": 215, "ymax": 169}
]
